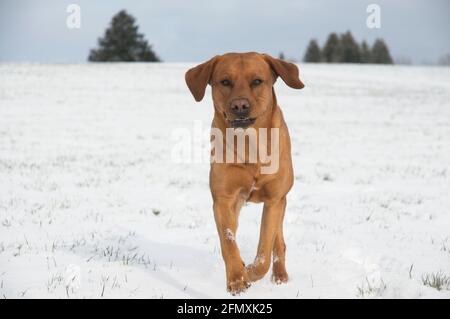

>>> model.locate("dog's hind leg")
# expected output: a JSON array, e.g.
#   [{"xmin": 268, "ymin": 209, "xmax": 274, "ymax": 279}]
[{"xmin": 247, "ymin": 197, "xmax": 286, "ymax": 282}]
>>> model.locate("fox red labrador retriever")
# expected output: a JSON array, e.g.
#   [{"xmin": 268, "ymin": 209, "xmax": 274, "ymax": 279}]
[{"xmin": 185, "ymin": 52, "xmax": 304, "ymax": 294}]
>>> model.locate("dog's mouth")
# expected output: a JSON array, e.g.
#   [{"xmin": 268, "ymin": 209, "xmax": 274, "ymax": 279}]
[
  {"xmin": 221, "ymin": 112, "xmax": 256, "ymax": 128},
  {"xmin": 228, "ymin": 117, "xmax": 256, "ymax": 128}
]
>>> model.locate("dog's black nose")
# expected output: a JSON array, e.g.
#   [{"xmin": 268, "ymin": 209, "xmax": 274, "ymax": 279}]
[{"xmin": 229, "ymin": 98, "xmax": 250, "ymax": 116}]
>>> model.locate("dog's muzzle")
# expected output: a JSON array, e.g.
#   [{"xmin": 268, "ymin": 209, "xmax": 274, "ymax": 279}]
[{"xmin": 228, "ymin": 117, "xmax": 256, "ymax": 128}]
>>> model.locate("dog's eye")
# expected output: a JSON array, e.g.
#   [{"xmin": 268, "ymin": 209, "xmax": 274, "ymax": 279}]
[
  {"xmin": 220, "ymin": 79, "xmax": 231, "ymax": 86},
  {"xmin": 251, "ymin": 79, "xmax": 263, "ymax": 86}
]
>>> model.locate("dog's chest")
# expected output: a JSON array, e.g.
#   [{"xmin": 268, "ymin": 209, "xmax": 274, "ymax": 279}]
[
  {"xmin": 245, "ymin": 181, "xmax": 264, "ymax": 203},
  {"xmin": 250, "ymin": 182, "xmax": 259, "ymax": 193}
]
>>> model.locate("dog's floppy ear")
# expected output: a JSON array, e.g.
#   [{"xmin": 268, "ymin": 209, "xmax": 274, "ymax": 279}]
[
  {"xmin": 263, "ymin": 54, "xmax": 304, "ymax": 89},
  {"xmin": 185, "ymin": 56, "xmax": 218, "ymax": 102}
]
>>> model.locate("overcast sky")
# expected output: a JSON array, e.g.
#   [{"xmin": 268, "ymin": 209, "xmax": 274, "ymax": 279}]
[{"xmin": 0, "ymin": 0, "xmax": 448, "ymax": 64}]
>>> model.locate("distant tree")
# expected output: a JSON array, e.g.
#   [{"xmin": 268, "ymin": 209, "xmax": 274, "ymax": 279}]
[
  {"xmin": 307, "ymin": 32, "xmax": 394, "ymax": 64},
  {"xmin": 88, "ymin": 10, "xmax": 160, "ymax": 62},
  {"xmin": 339, "ymin": 31, "xmax": 360, "ymax": 63},
  {"xmin": 371, "ymin": 38, "xmax": 393, "ymax": 64},
  {"xmin": 322, "ymin": 33, "xmax": 341, "ymax": 63},
  {"xmin": 438, "ymin": 53, "xmax": 450, "ymax": 66},
  {"xmin": 303, "ymin": 39, "xmax": 321, "ymax": 62},
  {"xmin": 360, "ymin": 40, "xmax": 371, "ymax": 63},
  {"xmin": 278, "ymin": 52, "xmax": 285, "ymax": 60}
]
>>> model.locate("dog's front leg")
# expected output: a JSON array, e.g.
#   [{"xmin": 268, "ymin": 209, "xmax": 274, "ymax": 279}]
[
  {"xmin": 247, "ymin": 197, "xmax": 286, "ymax": 282},
  {"xmin": 213, "ymin": 198, "xmax": 250, "ymax": 295},
  {"xmin": 272, "ymin": 210, "xmax": 289, "ymax": 284}
]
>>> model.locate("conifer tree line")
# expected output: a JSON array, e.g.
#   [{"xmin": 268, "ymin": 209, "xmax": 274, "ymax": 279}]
[
  {"xmin": 90, "ymin": 11, "xmax": 395, "ymax": 64},
  {"xmin": 304, "ymin": 31, "xmax": 393, "ymax": 64}
]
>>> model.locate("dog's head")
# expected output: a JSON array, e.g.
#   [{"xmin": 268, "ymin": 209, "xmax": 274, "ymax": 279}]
[{"xmin": 185, "ymin": 52, "xmax": 304, "ymax": 128}]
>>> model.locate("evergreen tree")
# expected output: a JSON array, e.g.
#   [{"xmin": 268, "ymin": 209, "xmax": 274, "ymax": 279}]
[
  {"xmin": 322, "ymin": 33, "xmax": 340, "ymax": 63},
  {"xmin": 339, "ymin": 31, "xmax": 360, "ymax": 63},
  {"xmin": 360, "ymin": 40, "xmax": 371, "ymax": 63},
  {"xmin": 278, "ymin": 52, "xmax": 285, "ymax": 60},
  {"xmin": 303, "ymin": 39, "xmax": 321, "ymax": 62},
  {"xmin": 370, "ymin": 38, "xmax": 393, "ymax": 64},
  {"xmin": 88, "ymin": 10, "xmax": 160, "ymax": 62}
]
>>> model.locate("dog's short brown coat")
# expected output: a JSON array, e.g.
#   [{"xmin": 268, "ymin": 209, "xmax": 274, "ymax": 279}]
[{"xmin": 185, "ymin": 52, "xmax": 304, "ymax": 294}]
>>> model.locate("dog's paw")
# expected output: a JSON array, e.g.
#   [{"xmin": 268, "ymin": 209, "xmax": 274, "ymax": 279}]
[
  {"xmin": 227, "ymin": 275, "xmax": 251, "ymax": 295},
  {"xmin": 246, "ymin": 258, "xmax": 270, "ymax": 282},
  {"xmin": 271, "ymin": 270, "xmax": 289, "ymax": 285}
]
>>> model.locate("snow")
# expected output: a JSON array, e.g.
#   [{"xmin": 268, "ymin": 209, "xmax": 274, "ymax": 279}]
[
  {"xmin": 0, "ymin": 62, "xmax": 449, "ymax": 298},
  {"xmin": 224, "ymin": 229, "xmax": 235, "ymax": 242}
]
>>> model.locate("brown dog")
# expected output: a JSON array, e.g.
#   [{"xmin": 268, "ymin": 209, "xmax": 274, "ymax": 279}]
[{"xmin": 185, "ymin": 52, "xmax": 304, "ymax": 294}]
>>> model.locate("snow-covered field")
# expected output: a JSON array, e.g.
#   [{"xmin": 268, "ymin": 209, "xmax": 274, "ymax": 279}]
[{"xmin": 0, "ymin": 63, "xmax": 449, "ymax": 298}]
